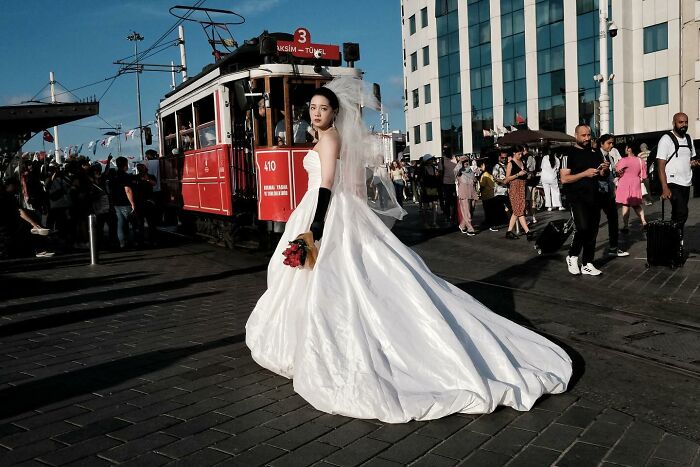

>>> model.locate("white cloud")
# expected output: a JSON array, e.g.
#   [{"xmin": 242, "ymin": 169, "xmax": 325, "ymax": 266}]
[
  {"xmin": 388, "ymin": 75, "xmax": 403, "ymax": 87},
  {"xmin": 236, "ymin": 0, "xmax": 283, "ymax": 15}
]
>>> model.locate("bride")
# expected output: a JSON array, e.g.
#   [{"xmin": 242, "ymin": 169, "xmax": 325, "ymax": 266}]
[{"xmin": 246, "ymin": 77, "xmax": 572, "ymax": 423}]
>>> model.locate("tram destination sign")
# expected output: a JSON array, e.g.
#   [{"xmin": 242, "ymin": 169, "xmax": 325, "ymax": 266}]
[{"xmin": 276, "ymin": 27, "xmax": 340, "ymax": 61}]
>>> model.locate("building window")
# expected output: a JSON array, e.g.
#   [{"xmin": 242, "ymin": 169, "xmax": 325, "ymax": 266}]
[
  {"xmin": 409, "ymin": 15, "xmax": 416, "ymax": 34},
  {"xmin": 644, "ymin": 22, "xmax": 668, "ymax": 54},
  {"xmin": 501, "ymin": 0, "xmax": 526, "ymax": 128},
  {"xmin": 421, "ymin": 7, "xmax": 429, "ymax": 27},
  {"xmin": 412, "ymin": 89, "xmax": 420, "ymax": 108},
  {"xmin": 424, "ymin": 84, "xmax": 432, "ymax": 104},
  {"xmin": 426, "ymin": 122, "xmax": 433, "ymax": 141},
  {"xmin": 414, "ymin": 125, "xmax": 421, "ymax": 144},
  {"xmin": 411, "ymin": 52, "xmax": 418, "ymax": 71},
  {"xmin": 644, "ymin": 78, "xmax": 668, "ymax": 107},
  {"xmin": 423, "ymin": 46, "xmax": 430, "ymax": 66},
  {"xmin": 536, "ymin": 0, "xmax": 566, "ymax": 133},
  {"xmin": 437, "ymin": 0, "xmax": 462, "ymax": 154},
  {"xmin": 468, "ymin": 0, "xmax": 493, "ymax": 151}
]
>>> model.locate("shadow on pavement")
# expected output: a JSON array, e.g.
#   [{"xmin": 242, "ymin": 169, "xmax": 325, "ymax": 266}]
[
  {"xmin": 0, "ymin": 264, "xmax": 268, "ymax": 317},
  {"xmin": 0, "ymin": 272, "xmax": 156, "ymax": 302},
  {"xmin": 0, "ymin": 291, "xmax": 221, "ymax": 337},
  {"xmin": 0, "ymin": 333, "xmax": 246, "ymax": 419}
]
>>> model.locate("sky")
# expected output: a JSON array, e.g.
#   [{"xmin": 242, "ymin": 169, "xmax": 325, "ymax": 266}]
[{"xmin": 0, "ymin": 0, "xmax": 405, "ymax": 157}]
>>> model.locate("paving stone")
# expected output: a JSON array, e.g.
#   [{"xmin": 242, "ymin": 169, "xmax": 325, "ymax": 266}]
[
  {"xmin": 225, "ymin": 443, "xmax": 286, "ymax": 466},
  {"xmin": 119, "ymin": 401, "xmax": 185, "ymax": 423},
  {"xmin": 110, "ymin": 451, "xmax": 171, "ymax": 466},
  {"xmin": 510, "ymin": 409, "xmax": 560, "ymax": 433},
  {"xmin": 479, "ymin": 426, "xmax": 537, "ymax": 457},
  {"xmin": 266, "ymin": 421, "xmax": 332, "ymax": 450},
  {"xmin": 555, "ymin": 441, "xmax": 609, "ymax": 467},
  {"xmin": 263, "ymin": 394, "xmax": 310, "ymax": 414},
  {"xmin": 217, "ymin": 395, "xmax": 276, "ymax": 418},
  {"xmin": 165, "ymin": 397, "xmax": 231, "ymax": 421},
  {"xmin": 55, "ymin": 417, "xmax": 132, "ymax": 444},
  {"xmin": 313, "ymin": 413, "xmax": 354, "ymax": 429},
  {"xmin": 579, "ymin": 420, "xmax": 629, "ymax": 447},
  {"xmin": 162, "ymin": 411, "xmax": 233, "ymax": 438},
  {"xmin": 213, "ymin": 410, "xmax": 279, "ymax": 435},
  {"xmin": 603, "ymin": 421, "xmax": 664, "ymax": 466},
  {"xmin": 409, "ymin": 453, "xmax": 458, "ymax": 466},
  {"xmin": 12, "ymin": 404, "xmax": 90, "ymax": 430},
  {"xmin": 214, "ymin": 426, "xmax": 282, "ymax": 454},
  {"xmin": 37, "ymin": 435, "xmax": 122, "ymax": 465},
  {"xmin": 319, "ymin": 419, "xmax": 379, "ymax": 447},
  {"xmin": 507, "ymin": 445, "xmax": 561, "ymax": 467},
  {"xmin": 62, "ymin": 454, "xmax": 115, "ymax": 467},
  {"xmin": 462, "ymin": 448, "xmax": 512, "ymax": 467},
  {"xmin": 555, "ymin": 405, "xmax": 601, "ymax": 429},
  {"xmin": 165, "ymin": 447, "xmax": 233, "ymax": 466},
  {"xmin": 415, "ymin": 414, "xmax": 471, "ymax": 439},
  {"xmin": 344, "ymin": 459, "xmax": 401, "ymax": 467},
  {"xmin": 0, "ymin": 439, "xmax": 68, "ymax": 465},
  {"xmin": 269, "ymin": 441, "xmax": 339, "ymax": 466},
  {"xmin": 262, "ymin": 406, "xmax": 322, "ymax": 431},
  {"xmin": 597, "ymin": 408, "xmax": 634, "ymax": 426},
  {"xmin": 125, "ymin": 387, "xmax": 189, "ymax": 408},
  {"xmin": 431, "ymin": 428, "xmax": 489, "ymax": 459},
  {"xmin": 466, "ymin": 408, "xmax": 519, "ymax": 436},
  {"xmin": 652, "ymin": 433, "xmax": 699, "ymax": 464},
  {"xmin": 100, "ymin": 432, "xmax": 178, "ymax": 463},
  {"xmin": 645, "ymin": 458, "xmax": 689, "ymax": 467},
  {"xmin": 0, "ymin": 420, "xmax": 77, "ymax": 449},
  {"xmin": 156, "ymin": 428, "xmax": 229, "ymax": 459},
  {"xmin": 107, "ymin": 415, "xmax": 180, "ymax": 442},
  {"xmin": 533, "ymin": 394, "xmax": 578, "ymax": 413},
  {"xmin": 366, "ymin": 421, "xmax": 422, "ymax": 443},
  {"xmin": 377, "ymin": 433, "xmax": 441, "ymax": 464},
  {"xmin": 0, "ymin": 423, "xmax": 26, "ymax": 440},
  {"xmin": 324, "ymin": 437, "xmax": 391, "ymax": 467},
  {"xmin": 531, "ymin": 423, "xmax": 583, "ymax": 451}
]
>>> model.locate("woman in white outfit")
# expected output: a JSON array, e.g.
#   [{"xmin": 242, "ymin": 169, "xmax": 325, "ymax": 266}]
[
  {"xmin": 540, "ymin": 152, "xmax": 564, "ymax": 210},
  {"xmin": 246, "ymin": 77, "xmax": 572, "ymax": 423}
]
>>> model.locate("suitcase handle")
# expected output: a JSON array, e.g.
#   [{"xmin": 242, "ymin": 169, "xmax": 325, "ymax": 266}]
[{"xmin": 661, "ymin": 199, "xmax": 665, "ymax": 221}]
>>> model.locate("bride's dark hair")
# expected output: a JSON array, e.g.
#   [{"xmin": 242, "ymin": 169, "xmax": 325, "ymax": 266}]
[{"xmin": 312, "ymin": 86, "xmax": 339, "ymax": 110}]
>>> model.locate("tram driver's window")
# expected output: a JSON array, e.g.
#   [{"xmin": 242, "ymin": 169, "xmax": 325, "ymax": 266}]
[{"xmin": 289, "ymin": 82, "xmax": 317, "ymax": 146}]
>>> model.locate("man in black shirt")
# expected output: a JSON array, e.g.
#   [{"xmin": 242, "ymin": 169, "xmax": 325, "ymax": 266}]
[
  {"xmin": 110, "ymin": 157, "xmax": 136, "ymax": 249},
  {"xmin": 560, "ymin": 124, "xmax": 609, "ymax": 276}
]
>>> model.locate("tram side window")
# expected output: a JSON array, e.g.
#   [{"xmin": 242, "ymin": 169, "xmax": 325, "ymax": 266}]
[
  {"xmin": 195, "ymin": 95, "xmax": 217, "ymax": 148},
  {"xmin": 162, "ymin": 114, "xmax": 177, "ymax": 156},
  {"xmin": 176, "ymin": 106, "xmax": 194, "ymax": 151},
  {"xmin": 288, "ymin": 82, "xmax": 316, "ymax": 147}
]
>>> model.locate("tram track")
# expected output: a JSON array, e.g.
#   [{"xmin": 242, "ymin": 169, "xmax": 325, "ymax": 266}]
[{"xmin": 439, "ymin": 273, "xmax": 700, "ymax": 379}]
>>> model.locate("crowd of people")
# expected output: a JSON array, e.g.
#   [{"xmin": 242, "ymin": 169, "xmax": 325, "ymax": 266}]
[{"xmin": 0, "ymin": 153, "xmax": 161, "ymax": 260}]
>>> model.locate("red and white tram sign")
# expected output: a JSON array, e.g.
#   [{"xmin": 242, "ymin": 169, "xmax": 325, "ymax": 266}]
[{"xmin": 276, "ymin": 27, "xmax": 340, "ymax": 61}]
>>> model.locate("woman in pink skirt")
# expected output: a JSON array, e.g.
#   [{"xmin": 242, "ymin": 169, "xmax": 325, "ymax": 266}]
[{"xmin": 615, "ymin": 144, "xmax": 648, "ymax": 232}]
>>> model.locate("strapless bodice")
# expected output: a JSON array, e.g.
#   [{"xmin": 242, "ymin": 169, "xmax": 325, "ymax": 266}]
[{"xmin": 304, "ymin": 150, "xmax": 322, "ymax": 189}]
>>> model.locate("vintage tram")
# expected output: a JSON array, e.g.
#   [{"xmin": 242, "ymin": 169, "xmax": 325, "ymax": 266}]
[{"xmin": 156, "ymin": 28, "xmax": 362, "ymax": 248}]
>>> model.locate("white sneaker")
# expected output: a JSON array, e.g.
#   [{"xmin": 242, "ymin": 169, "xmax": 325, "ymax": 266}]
[
  {"xmin": 581, "ymin": 263, "xmax": 602, "ymax": 276},
  {"xmin": 566, "ymin": 256, "xmax": 581, "ymax": 275},
  {"xmin": 35, "ymin": 251, "xmax": 55, "ymax": 258}
]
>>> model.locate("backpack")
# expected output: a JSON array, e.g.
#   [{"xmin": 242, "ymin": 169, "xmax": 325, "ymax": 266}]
[{"xmin": 664, "ymin": 131, "xmax": 693, "ymax": 161}]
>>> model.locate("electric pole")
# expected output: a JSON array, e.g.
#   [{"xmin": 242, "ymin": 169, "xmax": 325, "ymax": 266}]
[{"xmin": 127, "ymin": 31, "xmax": 145, "ymax": 160}]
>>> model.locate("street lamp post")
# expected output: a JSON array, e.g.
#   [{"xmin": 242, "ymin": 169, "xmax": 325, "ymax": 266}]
[
  {"xmin": 127, "ymin": 31, "xmax": 145, "ymax": 161},
  {"xmin": 598, "ymin": 0, "xmax": 616, "ymax": 136}
]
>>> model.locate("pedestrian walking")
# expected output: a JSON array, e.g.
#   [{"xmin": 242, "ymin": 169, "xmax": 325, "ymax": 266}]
[
  {"xmin": 616, "ymin": 143, "xmax": 648, "ymax": 232},
  {"xmin": 540, "ymin": 152, "xmax": 563, "ymax": 211},
  {"xmin": 598, "ymin": 134, "xmax": 629, "ymax": 257},
  {"xmin": 454, "ymin": 157, "xmax": 477, "ymax": 235},
  {"xmin": 504, "ymin": 145, "xmax": 533, "ymax": 240},
  {"xmin": 560, "ymin": 124, "xmax": 607, "ymax": 276}
]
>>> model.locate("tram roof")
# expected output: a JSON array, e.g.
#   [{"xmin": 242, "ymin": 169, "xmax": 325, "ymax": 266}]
[{"xmin": 164, "ymin": 32, "xmax": 343, "ymax": 99}]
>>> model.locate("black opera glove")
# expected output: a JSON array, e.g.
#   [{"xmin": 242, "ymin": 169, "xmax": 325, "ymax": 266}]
[{"xmin": 310, "ymin": 187, "xmax": 331, "ymax": 241}]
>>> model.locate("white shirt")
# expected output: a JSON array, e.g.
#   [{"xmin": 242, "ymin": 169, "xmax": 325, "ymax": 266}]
[
  {"xmin": 540, "ymin": 156, "xmax": 560, "ymax": 184},
  {"xmin": 656, "ymin": 133, "xmax": 696, "ymax": 187}
]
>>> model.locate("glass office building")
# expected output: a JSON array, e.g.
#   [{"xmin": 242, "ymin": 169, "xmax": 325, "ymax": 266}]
[{"xmin": 401, "ymin": 0, "xmax": 698, "ymax": 158}]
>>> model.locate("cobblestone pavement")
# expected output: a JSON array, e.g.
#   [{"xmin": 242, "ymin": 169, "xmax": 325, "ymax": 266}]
[{"xmin": 1, "ymin": 197, "xmax": 700, "ymax": 466}]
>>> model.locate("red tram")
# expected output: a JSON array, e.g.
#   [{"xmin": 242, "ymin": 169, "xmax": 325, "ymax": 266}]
[{"xmin": 156, "ymin": 28, "xmax": 362, "ymax": 247}]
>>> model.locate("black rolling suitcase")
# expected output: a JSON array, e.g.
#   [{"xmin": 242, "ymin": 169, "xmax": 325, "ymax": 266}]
[
  {"xmin": 535, "ymin": 216, "xmax": 574, "ymax": 255},
  {"xmin": 646, "ymin": 201, "xmax": 685, "ymax": 268}
]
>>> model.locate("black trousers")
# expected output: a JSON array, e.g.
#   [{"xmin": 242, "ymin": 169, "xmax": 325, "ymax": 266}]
[
  {"xmin": 600, "ymin": 194, "xmax": 619, "ymax": 249},
  {"xmin": 569, "ymin": 199, "xmax": 601, "ymax": 265},
  {"xmin": 668, "ymin": 183, "xmax": 690, "ymax": 232},
  {"xmin": 442, "ymin": 184, "xmax": 457, "ymax": 222}
]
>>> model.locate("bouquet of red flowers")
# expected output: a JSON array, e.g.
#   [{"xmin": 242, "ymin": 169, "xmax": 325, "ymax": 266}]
[{"xmin": 282, "ymin": 232, "xmax": 318, "ymax": 269}]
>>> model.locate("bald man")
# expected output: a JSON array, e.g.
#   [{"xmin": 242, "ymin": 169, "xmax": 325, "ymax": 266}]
[{"xmin": 656, "ymin": 112, "xmax": 700, "ymax": 232}]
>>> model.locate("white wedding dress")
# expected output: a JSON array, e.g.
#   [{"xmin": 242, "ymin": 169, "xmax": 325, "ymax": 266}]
[{"xmin": 246, "ymin": 150, "xmax": 572, "ymax": 423}]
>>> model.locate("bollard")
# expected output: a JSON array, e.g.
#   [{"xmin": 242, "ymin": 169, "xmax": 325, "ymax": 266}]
[{"xmin": 88, "ymin": 214, "xmax": 99, "ymax": 265}]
